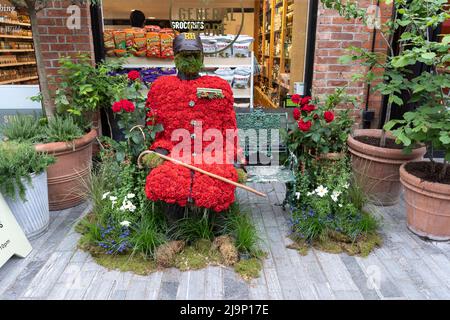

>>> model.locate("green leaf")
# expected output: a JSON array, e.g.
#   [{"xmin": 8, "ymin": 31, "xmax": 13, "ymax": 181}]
[
  {"xmin": 421, "ymin": 52, "xmax": 436, "ymax": 60},
  {"xmin": 338, "ymin": 55, "xmax": 353, "ymax": 64},
  {"xmin": 440, "ymin": 134, "xmax": 450, "ymax": 145}
]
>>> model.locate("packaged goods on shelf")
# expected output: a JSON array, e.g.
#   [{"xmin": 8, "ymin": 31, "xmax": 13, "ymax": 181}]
[
  {"xmin": 160, "ymin": 30, "xmax": 175, "ymax": 59},
  {"xmin": 216, "ymin": 35, "xmax": 234, "ymax": 58},
  {"xmin": 234, "ymin": 102, "xmax": 250, "ymax": 108},
  {"xmin": 214, "ymin": 67, "xmax": 234, "ymax": 86},
  {"xmin": 233, "ymin": 74, "xmax": 250, "ymax": 89},
  {"xmin": 233, "ymin": 35, "xmax": 254, "ymax": 58},
  {"xmin": 200, "ymin": 35, "xmax": 217, "ymax": 57},
  {"xmin": 146, "ymin": 32, "xmax": 160, "ymax": 58},
  {"xmin": 0, "ymin": 55, "xmax": 17, "ymax": 64}
]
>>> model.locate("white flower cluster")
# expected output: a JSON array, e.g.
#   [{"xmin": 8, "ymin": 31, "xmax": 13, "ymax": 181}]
[
  {"xmin": 304, "ymin": 182, "xmax": 350, "ymax": 207},
  {"xmin": 102, "ymin": 192, "xmax": 136, "ymax": 212}
]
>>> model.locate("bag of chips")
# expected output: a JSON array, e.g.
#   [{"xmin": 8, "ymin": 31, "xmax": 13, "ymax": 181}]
[
  {"xmin": 113, "ymin": 31, "xmax": 126, "ymax": 50},
  {"xmin": 160, "ymin": 33, "xmax": 174, "ymax": 59},
  {"xmin": 145, "ymin": 25, "xmax": 161, "ymax": 33},
  {"xmin": 233, "ymin": 36, "xmax": 254, "ymax": 58},
  {"xmin": 233, "ymin": 74, "xmax": 250, "ymax": 89},
  {"xmin": 114, "ymin": 49, "xmax": 127, "ymax": 57},
  {"xmin": 132, "ymin": 28, "xmax": 145, "ymax": 39},
  {"xmin": 124, "ymin": 29, "xmax": 135, "ymax": 49},
  {"xmin": 146, "ymin": 32, "xmax": 160, "ymax": 58}
]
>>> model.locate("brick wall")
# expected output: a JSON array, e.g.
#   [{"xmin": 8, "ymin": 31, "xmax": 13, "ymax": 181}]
[
  {"xmin": 312, "ymin": 1, "xmax": 392, "ymax": 128},
  {"xmin": 36, "ymin": 0, "xmax": 95, "ymax": 92}
]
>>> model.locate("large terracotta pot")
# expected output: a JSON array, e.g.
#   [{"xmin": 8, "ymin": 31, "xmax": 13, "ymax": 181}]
[
  {"xmin": 400, "ymin": 162, "xmax": 450, "ymax": 241},
  {"xmin": 347, "ymin": 129, "xmax": 426, "ymax": 206},
  {"xmin": 35, "ymin": 130, "xmax": 97, "ymax": 211}
]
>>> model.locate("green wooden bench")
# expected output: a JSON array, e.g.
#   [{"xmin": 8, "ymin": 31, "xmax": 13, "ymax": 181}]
[{"xmin": 235, "ymin": 108, "xmax": 297, "ymax": 206}]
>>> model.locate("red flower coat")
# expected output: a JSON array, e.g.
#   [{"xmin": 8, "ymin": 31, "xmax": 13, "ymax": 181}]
[{"xmin": 145, "ymin": 75, "xmax": 240, "ymax": 212}]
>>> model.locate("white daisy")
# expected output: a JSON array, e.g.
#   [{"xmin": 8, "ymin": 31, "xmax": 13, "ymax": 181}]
[
  {"xmin": 109, "ymin": 196, "xmax": 117, "ymax": 201},
  {"xmin": 102, "ymin": 192, "xmax": 111, "ymax": 200},
  {"xmin": 306, "ymin": 191, "xmax": 315, "ymax": 196},
  {"xmin": 127, "ymin": 193, "xmax": 135, "ymax": 199},
  {"xmin": 331, "ymin": 191, "xmax": 341, "ymax": 202},
  {"xmin": 295, "ymin": 192, "xmax": 301, "ymax": 200},
  {"xmin": 315, "ymin": 185, "xmax": 328, "ymax": 197},
  {"xmin": 342, "ymin": 182, "xmax": 350, "ymax": 189},
  {"xmin": 120, "ymin": 220, "xmax": 131, "ymax": 227}
]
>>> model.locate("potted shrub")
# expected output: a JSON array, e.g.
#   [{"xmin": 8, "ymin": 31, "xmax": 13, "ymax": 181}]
[
  {"xmin": 1, "ymin": 115, "xmax": 93, "ymax": 210},
  {"xmin": 287, "ymin": 88, "xmax": 356, "ymax": 169},
  {"xmin": 0, "ymin": 141, "xmax": 55, "ymax": 239},
  {"xmin": 29, "ymin": 55, "xmax": 128, "ymax": 210},
  {"xmin": 322, "ymin": 0, "xmax": 435, "ymax": 205},
  {"xmin": 382, "ymin": 11, "xmax": 450, "ymax": 239}
]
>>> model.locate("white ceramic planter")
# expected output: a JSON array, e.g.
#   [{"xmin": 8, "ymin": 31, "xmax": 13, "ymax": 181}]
[{"xmin": 4, "ymin": 171, "xmax": 50, "ymax": 240}]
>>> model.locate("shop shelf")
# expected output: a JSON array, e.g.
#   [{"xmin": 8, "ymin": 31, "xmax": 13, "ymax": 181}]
[
  {"xmin": 0, "ymin": 76, "xmax": 38, "ymax": 85},
  {"xmin": 0, "ymin": 20, "xmax": 31, "ymax": 27},
  {"xmin": 0, "ymin": 34, "xmax": 33, "ymax": 39},
  {"xmin": 0, "ymin": 49, "xmax": 34, "ymax": 53},
  {"xmin": 113, "ymin": 56, "xmax": 253, "ymax": 69},
  {"xmin": 0, "ymin": 61, "xmax": 36, "ymax": 68}
]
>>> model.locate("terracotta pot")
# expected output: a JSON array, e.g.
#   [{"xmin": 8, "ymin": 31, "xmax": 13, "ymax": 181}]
[
  {"xmin": 347, "ymin": 129, "xmax": 426, "ymax": 206},
  {"xmin": 400, "ymin": 162, "xmax": 450, "ymax": 241},
  {"xmin": 35, "ymin": 130, "xmax": 97, "ymax": 211}
]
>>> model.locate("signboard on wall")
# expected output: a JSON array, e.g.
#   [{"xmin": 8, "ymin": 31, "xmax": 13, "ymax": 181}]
[
  {"xmin": 0, "ymin": 193, "xmax": 32, "ymax": 269},
  {"xmin": 0, "ymin": 85, "xmax": 41, "ymax": 126}
]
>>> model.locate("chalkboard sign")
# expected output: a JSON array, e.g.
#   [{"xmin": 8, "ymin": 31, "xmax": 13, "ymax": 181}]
[
  {"xmin": 0, "ymin": 85, "xmax": 42, "ymax": 126},
  {"xmin": 0, "ymin": 194, "xmax": 33, "ymax": 269}
]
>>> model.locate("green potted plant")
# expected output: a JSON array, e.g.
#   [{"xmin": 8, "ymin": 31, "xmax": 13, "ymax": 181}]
[
  {"xmin": 0, "ymin": 141, "xmax": 55, "ymax": 239},
  {"xmin": 27, "ymin": 54, "xmax": 128, "ymax": 210},
  {"xmin": 286, "ymin": 87, "xmax": 356, "ymax": 169},
  {"xmin": 322, "ymin": 0, "xmax": 435, "ymax": 205},
  {"xmin": 1, "ymin": 114, "xmax": 89, "ymax": 210}
]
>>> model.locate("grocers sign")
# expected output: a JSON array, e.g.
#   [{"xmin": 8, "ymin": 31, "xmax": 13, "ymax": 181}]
[{"xmin": 169, "ymin": 0, "xmax": 244, "ymax": 55}]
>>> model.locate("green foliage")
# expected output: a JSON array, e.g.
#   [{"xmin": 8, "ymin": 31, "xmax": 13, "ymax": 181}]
[
  {"xmin": 174, "ymin": 51, "xmax": 204, "ymax": 75},
  {"xmin": 129, "ymin": 212, "xmax": 167, "ymax": 258},
  {"xmin": 0, "ymin": 141, "xmax": 55, "ymax": 201},
  {"xmin": 287, "ymin": 88, "xmax": 355, "ymax": 165},
  {"xmin": 171, "ymin": 213, "xmax": 216, "ymax": 243},
  {"xmin": 290, "ymin": 158, "xmax": 379, "ymax": 243},
  {"xmin": 54, "ymin": 54, "xmax": 128, "ymax": 127},
  {"xmin": 323, "ymin": 0, "xmax": 450, "ymax": 170},
  {"xmin": 0, "ymin": 114, "xmax": 45, "ymax": 143},
  {"xmin": 221, "ymin": 204, "xmax": 260, "ymax": 256},
  {"xmin": 1, "ymin": 114, "xmax": 84, "ymax": 144},
  {"xmin": 43, "ymin": 116, "xmax": 84, "ymax": 143},
  {"xmin": 234, "ymin": 258, "xmax": 263, "ymax": 280}
]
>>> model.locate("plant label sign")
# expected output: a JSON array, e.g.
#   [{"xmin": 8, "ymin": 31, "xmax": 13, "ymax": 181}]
[{"xmin": 0, "ymin": 193, "xmax": 32, "ymax": 269}]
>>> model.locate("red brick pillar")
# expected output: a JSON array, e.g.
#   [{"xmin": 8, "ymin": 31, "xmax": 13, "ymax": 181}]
[
  {"xmin": 35, "ymin": 0, "xmax": 95, "ymax": 92},
  {"xmin": 312, "ymin": 1, "xmax": 392, "ymax": 128}
]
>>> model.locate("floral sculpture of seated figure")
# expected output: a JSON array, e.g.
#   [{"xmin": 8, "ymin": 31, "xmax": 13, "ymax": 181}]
[{"xmin": 143, "ymin": 33, "xmax": 246, "ymax": 212}]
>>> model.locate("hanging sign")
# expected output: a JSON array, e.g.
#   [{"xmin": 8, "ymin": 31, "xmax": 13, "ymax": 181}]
[
  {"xmin": 0, "ymin": 85, "xmax": 41, "ymax": 127},
  {"xmin": 0, "ymin": 193, "xmax": 32, "ymax": 269},
  {"xmin": 169, "ymin": 0, "xmax": 245, "ymax": 55}
]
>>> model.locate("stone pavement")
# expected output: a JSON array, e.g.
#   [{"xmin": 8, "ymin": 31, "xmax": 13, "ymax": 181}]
[{"xmin": 1, "ymin": 182, "xmax": 450, "ymax": 300}]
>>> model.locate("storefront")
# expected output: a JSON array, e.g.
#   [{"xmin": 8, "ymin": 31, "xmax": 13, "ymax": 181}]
[
  {"xmin": 0, "ymin": 0, "xmax": 40, "ymax": 125},
  {"xmin": 94, "ymin": 0, "xmax": 315, "ymax": 110}
]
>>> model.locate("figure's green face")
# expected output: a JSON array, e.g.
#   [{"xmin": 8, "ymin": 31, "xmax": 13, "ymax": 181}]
[{"xmin": 174, "ymin": 51, "xmax": 204, "ymax": 75}]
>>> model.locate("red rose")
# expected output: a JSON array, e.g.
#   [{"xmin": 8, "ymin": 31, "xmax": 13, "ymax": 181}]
[
  {"xmin": 298, "ymin": 119, "xmax": 312, "ymax": 132},
  {"xmin": 291, "ymin": 94, "xmax": 301, "ymax": 105},
  {"xmin": 112, "ymin": 99, "xmax": 135, "ymax": 113},
  {"xmin": 324, "ymin": 111, "xmax": 335, "ymax": 123},
  {"xmin": 301, "ymin": 96, "xmax": 312, "ymax": 106},
  {"xmin": 121, "ymin": 99, "xmax": 136, "ymax": 113},
  {"xmin": 293, "ymin": 108, "xmax": 301, "ymax": 120},
  {"xmin": 128, "ymin": 70, "xmax": 140, "ymax": 81},
  {"xmin": 112, "ymin": 101, "xmax": 122, "ymax": 113},
  {"xmin": 313, "ymin": 113, "xmax": 319, "ymax": 120},
  {"xmin": 301, "ymin": 104, "xmax": 316, "ymax": 113}
]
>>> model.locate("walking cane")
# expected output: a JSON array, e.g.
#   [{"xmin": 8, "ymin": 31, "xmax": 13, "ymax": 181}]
[{"xmin": 138, "ymin": 150, "xmax": 267, "ymax": 198}]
